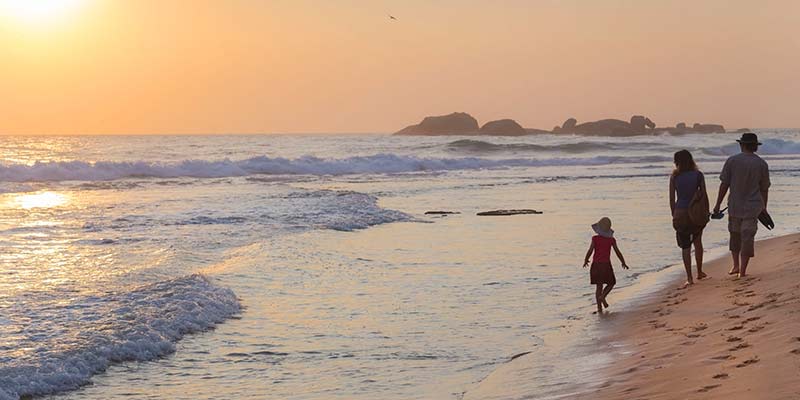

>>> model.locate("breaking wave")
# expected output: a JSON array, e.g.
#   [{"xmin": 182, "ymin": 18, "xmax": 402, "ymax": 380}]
[
  {"xmin": 0, "ymin": 274, "xmax": 240, "ymax": 400},
  {"xmin": 0, "ymin": 154, "xmax": 672, "ymax": 183},
  {"xmin": 443, "ymin": 139, "xmax": 674, "ymax": 153},
  {"xmin": 701, "ymin": 139, "xmax": 800, "ymax": 156}
]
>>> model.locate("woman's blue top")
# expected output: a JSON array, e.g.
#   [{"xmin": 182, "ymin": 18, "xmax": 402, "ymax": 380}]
[{"xmin": 675, "ymin": 170, "xmax": 702, "ymax": 209}]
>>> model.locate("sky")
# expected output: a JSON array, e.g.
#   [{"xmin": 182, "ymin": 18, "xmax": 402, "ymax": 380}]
[{"xmin": 0, "ymin": 0, "xmax": 798, "ymax": 134}]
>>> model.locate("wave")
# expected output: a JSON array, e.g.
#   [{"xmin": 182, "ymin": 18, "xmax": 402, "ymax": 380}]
[
  {"xmin": 701, "ymin": 138, "xmax": 800, "ymax": 156},
  {"xmin": 0, "ymin": 274, "xmax": 240, "ymax": 400},
  {"xmin": 444, "ymin": 139, "xmax": 673, "ymax": 154},
  {"xmin": 0, "ymin": 154, "xmax": 672, "ymax": 183},
  {"xmin": 78, "ymin": 190, "xmax": 411, "ymax": 233}
]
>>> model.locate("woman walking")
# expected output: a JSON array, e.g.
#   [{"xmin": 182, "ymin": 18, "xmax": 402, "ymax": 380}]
[{"xmin": 669, "ymin": 150, "xmax": 709, "ymax": 286}]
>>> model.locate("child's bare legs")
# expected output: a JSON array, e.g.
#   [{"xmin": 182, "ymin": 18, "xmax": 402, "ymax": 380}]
[
  {"xmin": 694, "ymin": 233, "xmax": 706, "ymax": 279},
  {"xmin": 595, "ymin": 284, "xmax": 604, "ymax": 313},
  {"xmin": 601, "ymin": 283, "xmax": 614, "ymax": 308}
]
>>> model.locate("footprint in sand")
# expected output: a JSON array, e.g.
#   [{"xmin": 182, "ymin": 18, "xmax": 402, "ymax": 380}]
[
  {"xmin": 697, "ymin": 384, "xmax": 721, "ymax": 393},
  {"xmin": 725, "ymin": 314, "xmax": 741, "ymax": 319},
  {"xmin": 743, "ymin": 316, "xmax": 761, "ymax": 322},
  {"xmin": 747, "ymin": 325, "xmax": 765, "ymax": 333},
  {"xmin": 791, "ymin": 349, "xmax": 800, "ymax": 355},
  {"xmin": 726, "ymin": 336, "xmax": 743, "ymax": 343},
  {"xmin": 735, "ymin": 357, "xmax": 759, "ymax": 368},
  {"xmin": 711, "ymin": 354, "xmax": 734, "ymax": 361},
  {"xmin": 691, "ymin": 323, "xmax": 708, "ymax": 332},
  {"xmin": 729, "ymin": 342, "xmax": 751, "ymax": 351},
  {"xmin": 727, "ymin": 324, "xmax": 745, "ymax": 331},
  {"xmin": 712, "ymin": 373, "xmax": 729, "ymax": 379}
]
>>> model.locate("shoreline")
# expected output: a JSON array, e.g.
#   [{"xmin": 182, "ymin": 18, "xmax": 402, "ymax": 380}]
[{"xmin": 463, "ymin": 232, "xmax": 800, "ymax": 399}]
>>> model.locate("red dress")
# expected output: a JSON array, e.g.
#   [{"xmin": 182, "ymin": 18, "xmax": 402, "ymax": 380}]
[{"xmin": 590, "ymin": 235, "xmax": 616, "ymax": 285}]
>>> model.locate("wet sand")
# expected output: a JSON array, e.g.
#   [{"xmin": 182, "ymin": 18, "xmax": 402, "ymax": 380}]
[{"xmin": 465, "ymin": 233, "xmax": 800, "ymax": 399}]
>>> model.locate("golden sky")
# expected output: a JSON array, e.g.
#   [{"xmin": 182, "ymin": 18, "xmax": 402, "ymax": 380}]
[{"xmin": 1, "ymin": 0, "xmax": 798, "ymax": 134}]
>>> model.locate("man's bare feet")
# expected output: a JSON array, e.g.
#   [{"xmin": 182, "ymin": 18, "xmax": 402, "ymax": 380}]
[
  {"xmin": 602, "ymin": 297, "xmax": 609, "ymax": 308},
  {"xmin": 738, "ymin": 272, "xmax": 747, "ymax": 278},
  {"xmin": 697, "ymin": 272, "xmax": 708, "ymax": 280},
  {"xmin": 682, "ymin": 280, "xmax": 694, "ymax": 288},
  {"xmin": 728, "ymin": 268, "xmax": 740, "ymax": 275}
]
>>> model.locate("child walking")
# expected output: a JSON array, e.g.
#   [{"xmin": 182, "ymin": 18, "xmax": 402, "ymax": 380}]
[{"xmin": 583, "ymin": 217, "xmax": 629, "ymax": 314}]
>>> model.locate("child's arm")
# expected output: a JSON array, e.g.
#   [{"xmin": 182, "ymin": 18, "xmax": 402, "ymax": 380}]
[
  {"xmin": 612, "ymin": 242, "xmax": 629, "ymax": 269},
  {"xmin": 583, "ymin": 242, "xmax": 595, "ymax": 268}
]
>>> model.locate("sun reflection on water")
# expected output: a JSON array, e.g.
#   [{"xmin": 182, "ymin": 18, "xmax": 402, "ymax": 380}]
[{"xmin": 13, "ymin": 191, "xmax": 69, "ymax": 209}]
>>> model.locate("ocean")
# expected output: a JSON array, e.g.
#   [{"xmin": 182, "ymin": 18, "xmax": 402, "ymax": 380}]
[{"xmin": 1, "ymin": 131, "xmax": 798, "ymax": 399}]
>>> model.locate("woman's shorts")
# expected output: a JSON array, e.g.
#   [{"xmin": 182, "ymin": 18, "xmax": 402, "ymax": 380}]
[{"xmin": 673, "ymin": 208, "xmax": 703, "ymax": 249}]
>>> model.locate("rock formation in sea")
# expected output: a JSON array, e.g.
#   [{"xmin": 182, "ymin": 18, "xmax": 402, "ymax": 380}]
[
  {"xmin": 394, "ymin": 112, "xmax": 479, "ymax": 135},
  {"xmin": 394, "ymin": 112, "xmax": 727, "ymax": 136},
  {"xmin": 479, "ymin": 119, "xmax": 527, "ymax": 136}
]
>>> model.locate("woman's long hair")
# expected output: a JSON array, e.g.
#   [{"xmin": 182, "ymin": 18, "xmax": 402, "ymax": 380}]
[{"xmin": 673, "ymin": 149, "xmax": 698, "ymax": 176}]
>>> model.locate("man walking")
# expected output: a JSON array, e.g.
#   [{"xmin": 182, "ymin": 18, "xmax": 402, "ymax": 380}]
[{"xmin": 713, "ymin": 133, "xmax": 770, "ymax": 278}]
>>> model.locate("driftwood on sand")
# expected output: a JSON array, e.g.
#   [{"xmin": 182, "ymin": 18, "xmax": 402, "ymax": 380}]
[{"xmin": 477, "ymin": 209, "xmax": 543, "ymax": 216}]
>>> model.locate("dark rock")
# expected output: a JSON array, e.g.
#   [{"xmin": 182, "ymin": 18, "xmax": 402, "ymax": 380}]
[
  {"xmin": 676, "ymin": 122, "xmax": 687, "ymax": 129},
  {"xmin": 572, "ymin": 119, "xmax": 635, "ymax": 136},
  {"xmin": 479, "ymin": 119, "xmax": 527, "ymax": 136},
  {"xmin": 394, "ymin": 112, "xmax": 479, "ymax": 135},
  {"xmin": 424, "ymin": 211, "xmax": 461, "ymax": 215},
  {"xmin": 562, "ymin": 118, "xmax": 577, "ymax": 130},
  {"xmin": 630, "ymin": 115, "xmax": 656, "ymax": 134},
  {"xmin": 735, "ymin": 128, "xmax": 751, "ymax": 133},
  {"xmin": 692, "ymin": 123, "xmax": 726, "ymax": 133},
  {"xmin": 525, "ymin": 128, "xmax": 552, "ymax": 135},
  {"xmin": 477, "ymin": 209, "xmax": 543, "ymax": 216}
]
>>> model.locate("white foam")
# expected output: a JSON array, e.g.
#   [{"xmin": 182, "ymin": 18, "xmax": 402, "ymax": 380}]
[
  {"xmin": 0, "ymin": 154, "xmax": 672, "ymax": 183},
  {"xmin": 702, "ymin": 138, "xmax": 800, "ymax": 156},
  {"xmin": 0, "ymin": 274, "xmax": 240, "ymax": 400}
]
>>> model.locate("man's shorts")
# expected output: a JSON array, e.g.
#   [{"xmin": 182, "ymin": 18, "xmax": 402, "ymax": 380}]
[{"xmin": 729, "ymin": 217, "xmax": 758, "ymax": 257}]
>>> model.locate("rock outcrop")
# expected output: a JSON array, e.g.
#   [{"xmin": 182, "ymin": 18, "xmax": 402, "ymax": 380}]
[
  {"xmin": 479, "ymin": 119, "xmax": 527, "ymax": 136},
  {"xmin": 394, "ymin": 112, "xmax": 479, "ymax": 135},
  {"xmin": 395, "ymin": 112, "xmax": 727, "ymax": 136},
  {"xmin": 692, "ymin": 123, "xmax": 726, "ymax": 134}
]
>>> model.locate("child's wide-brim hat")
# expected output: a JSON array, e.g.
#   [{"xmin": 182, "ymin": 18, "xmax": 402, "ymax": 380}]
[{"xmin": 592, "ymin": 217, "xmax": 614, "ymax": 238}]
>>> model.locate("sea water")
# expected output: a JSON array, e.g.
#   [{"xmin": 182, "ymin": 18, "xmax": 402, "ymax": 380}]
[{"xmin": 0, "ymin": 132, "xmax": 798, "ymax": 399}]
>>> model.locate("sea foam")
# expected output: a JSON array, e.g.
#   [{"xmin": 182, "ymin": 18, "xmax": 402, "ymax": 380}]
[
  {"xmin": 0, "ymin": 275, "xmax": 240, "ymax": 400},
  {"xmin": 0, "ymin": 154, "xmax": 671, "ymax": 183}
]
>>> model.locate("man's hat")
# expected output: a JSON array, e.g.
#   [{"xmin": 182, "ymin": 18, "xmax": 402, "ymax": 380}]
[{"xmin": 736, "ymin": 132, "xmax": 762, "ymax": 145}]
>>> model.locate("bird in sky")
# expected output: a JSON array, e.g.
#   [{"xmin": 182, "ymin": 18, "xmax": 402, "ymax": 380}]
[{"xmin": 388, "ymin": 14, "xmax": 397, "ymax": 21}]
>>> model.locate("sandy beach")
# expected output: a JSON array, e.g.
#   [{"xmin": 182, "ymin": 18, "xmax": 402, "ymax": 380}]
[{"xmin": 465, "ymin": 233, "xmax": 800, "ymax": 400}]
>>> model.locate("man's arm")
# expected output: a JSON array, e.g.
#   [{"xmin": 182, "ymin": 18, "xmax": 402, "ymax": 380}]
[
  {"xmin": 714, "ymin": 182, "xmax": 729, "ymax": 214},
  {"xmin": 761, "ymin": 162, "xmax": 770, "ymax": 211},
  {"xmin": 715, "ymin": 159, "xmax": 731, "ymax": 214}
]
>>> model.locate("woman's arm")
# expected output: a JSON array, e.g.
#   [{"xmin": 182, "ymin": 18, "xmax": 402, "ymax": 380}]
[
  {"xmin": 612, "ymin": 243, "xmax": 629, "ymax": 269},
  {"xmin": 583, "ymin": 242, "xmax": 595, "ymax": 268},
  {"xmin": 669, "ymin": 175, "xmax": 676, "ymax": 214}
]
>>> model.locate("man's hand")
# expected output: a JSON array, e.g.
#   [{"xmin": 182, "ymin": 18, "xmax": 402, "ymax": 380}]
[
  {"xmin": 622, "ymin": 263, "xmax": 630, "ymax": 270},
  {"xmin": 583, "ymin": 260, "xmax": 589, "ymax": 268}
]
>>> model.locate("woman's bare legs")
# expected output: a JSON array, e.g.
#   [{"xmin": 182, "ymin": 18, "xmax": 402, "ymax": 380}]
[
  {"xmin": 694, "ymin": 231, "xmax": 706, "ymax": 279},
  {"xmin": 682, "ymin": 247, "xmax": 694, "ymax": 286}
]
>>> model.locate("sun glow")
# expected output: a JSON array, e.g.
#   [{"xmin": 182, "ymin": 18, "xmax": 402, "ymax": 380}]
[
  {"xmin": 14, "ymin": 192, "xmax": 69, "ymax": 209},
  {"xmin": 0, "ymin": 0, "xmax": 86, "ymax": 26}
]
